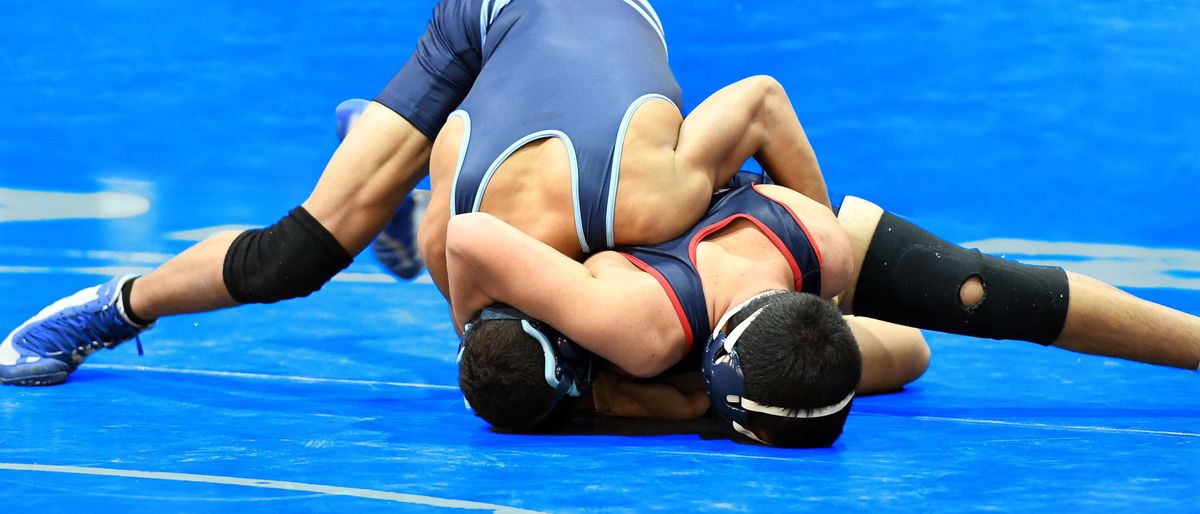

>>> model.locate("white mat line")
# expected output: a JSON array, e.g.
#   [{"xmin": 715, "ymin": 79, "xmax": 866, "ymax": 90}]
[
  {"xmin": 859, "ymin": 412, "xmax": 1200, "ymax": 438},
  {"xmin": 0, "ymin": 463, "xmax": 540, "ymax": 513},
  {"xmin": 86, "ymin": 364, "xmax": 458, "ymax": 390}
]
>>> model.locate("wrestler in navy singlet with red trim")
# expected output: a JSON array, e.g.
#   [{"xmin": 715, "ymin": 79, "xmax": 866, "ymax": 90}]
[
  {"xmin": 374, "ymin": 0, "xmax": 681, "ymax": 254},
  {"xmin": 618, "ymin": 184, "xmax": 824, "ymax": 370}
]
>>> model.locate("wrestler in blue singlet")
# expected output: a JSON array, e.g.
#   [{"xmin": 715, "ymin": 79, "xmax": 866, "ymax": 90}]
[
  {"xmin": 374, "ymin": 0, "xmax": 681, "ymax": 254},
  {"xmin": 617, "ymin": 184, "xmax": 825, "ymax": 370}
]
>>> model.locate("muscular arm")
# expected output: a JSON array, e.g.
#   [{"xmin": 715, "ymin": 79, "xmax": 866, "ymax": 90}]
[
  {"xmin": 130, "ymin": 103, "xmax": 431, "ymax": 319},
  {"xmin": 676, "ymin": 76, "xmax": 831, "ymax": 208},
  {"xmin": 847, "ymin": 316, "xmax": 930, "ymax": 394},
  {"xmin": 590, "ymin": 370, "xmax": 710, "ymax": 420},
  {"xmin": 446, "ymin": 212, "xmax": 683, "ymax": 377}
]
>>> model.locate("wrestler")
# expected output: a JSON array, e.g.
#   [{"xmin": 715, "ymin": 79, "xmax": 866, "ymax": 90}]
[
  {"xmin": 1, "ymin": 0, "xmax": 827, "ymax": 384},
  {"xmin": 448, "ymin": 184, "xmax": 1200, "ymax": 445},
  {"xmin": 414, "ymin": 0, "xmax": 829, "ymax": 301}
]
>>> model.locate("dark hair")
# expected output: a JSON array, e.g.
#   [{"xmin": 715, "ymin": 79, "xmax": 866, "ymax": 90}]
[
  {"xmin": 458, "ymin": 319, "xmax": 577, "ymax": 432},
  {"xmin": 733, "ymin": 291, "xmax": 861, "ymax": 447}
]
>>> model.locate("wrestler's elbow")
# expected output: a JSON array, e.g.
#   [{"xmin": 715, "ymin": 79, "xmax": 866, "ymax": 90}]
[
  {"xmin": 443, "ymin": 213, "xmax": 491, "ymax": 262},
  {"xmin": 744, "ymin": 74, "xmax": 786, "ymax": 100},
  {"xmin": 900, "ymin": 330, "xmax": 931, "ymax": 384},
  {"xmin": 744, "ymin": 75, "xmax": 789, "ymax": 116}
]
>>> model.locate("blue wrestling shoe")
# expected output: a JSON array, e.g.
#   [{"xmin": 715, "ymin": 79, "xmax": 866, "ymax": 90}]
[
  {"xmin": 0, "ymin": 276, "xmax": 149, "ymax": 386},
  {"xmin": 372, "ymin": 190, "xmax": 430, "ymax": 280}
]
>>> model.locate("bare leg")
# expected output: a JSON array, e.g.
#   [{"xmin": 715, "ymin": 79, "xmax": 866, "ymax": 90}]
[
  {"xmin": 131, "ymin": 102, "xmax": 431, "ymax": 319},
  {"xmin": 1055, "ymin": 272, "xmax": 1200, "ymax": 369},
  {"xmin": 675, "ymin": 76, "xmax": 830, "ymax": 208},
  {"xmin": 836, "ymin": 196, "xmax": 1200, "ymax": 370},
  {"xmin": 847, "ymin": 316, "xmax": 930, "ymax": 395}
]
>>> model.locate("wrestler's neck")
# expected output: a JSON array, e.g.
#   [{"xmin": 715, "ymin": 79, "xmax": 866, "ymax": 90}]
[{"xmin": 694, "ymin": 221, "xmax": 795, "ymax": 330}]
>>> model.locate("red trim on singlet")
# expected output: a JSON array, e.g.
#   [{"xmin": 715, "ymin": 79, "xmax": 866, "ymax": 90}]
[
  {"xmin": 617, "ymin": 252, "xmax": 695, "ymax": 353},
  {"xmin": 751, "ymin": 183, "xmax": 824, "ymax": 270},
  {"xmin": 687, "ymin": 214, "xmax": 806, "ymax": 293}
]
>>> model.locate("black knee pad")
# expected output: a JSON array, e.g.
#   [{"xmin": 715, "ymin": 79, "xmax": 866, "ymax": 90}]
[
  {"xmin": 224, "ymin": 207, "xmax": 353, "ymax": 304},
  {"xmin": 852, "ymin": 211, "xmax": 1069, "ymax": 345}
]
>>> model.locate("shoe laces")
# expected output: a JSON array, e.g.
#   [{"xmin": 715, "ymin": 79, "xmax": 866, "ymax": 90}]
[{"xmin": 18, "ymin": 304, "xmax": 143, "ymax": 359}]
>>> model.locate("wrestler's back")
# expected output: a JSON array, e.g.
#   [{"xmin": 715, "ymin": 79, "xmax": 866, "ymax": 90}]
[{"xmin": 431, "ymin": 0, "xmax": 701, "ymax": 258}]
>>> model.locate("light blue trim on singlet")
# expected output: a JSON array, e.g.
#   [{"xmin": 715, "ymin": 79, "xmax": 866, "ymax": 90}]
[
  {"xmin": 466, "ymin": 130, "xmax": 588, "ymax": 252},
  {"xmin": 635, "ymin": 0, "xmax": 665, "ymax": 36},
  {"xmin": 620, "ymin": 0, "xmax": 667, "ymax": 58},
  {"xmin": 479, "ymin": 1, "xmax": 490, "ymax": 49},
  {"xmin": 606, "ymin": 93, "xmax": 677, "ymax": 248},
  {"xmin": 447, "ymin": 110, "xmax": 473, "ymax": 216},
  {"xmin": 491, "ymin": 0, "xmax": 512, "ymax": 22},
  {"xmin": 480, "ymin": 0, "xmax": 513, "ymax": 48}
]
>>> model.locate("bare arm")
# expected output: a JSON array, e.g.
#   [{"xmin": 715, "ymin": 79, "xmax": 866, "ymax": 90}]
[
  {"xmin": 676, "ymin": 76, "xmax": 831, "ymax": 208},
  {"xmin": 590, "ymin": 370, "xmax": 710, "ymax": 420},
  {"xmin": 847, "ymin": 316, "xmax": 930, "ymax": 395},
  {"xmin": 445, "ymin": 212, "xmax": 683, "ymax": 377},
  {"xmin": 417, "ymin": 114, "xmax": 467, "ymax": 301},
  {"xmin": 131, "ymin": 102, "xmax": 431, "ymax": 319}
]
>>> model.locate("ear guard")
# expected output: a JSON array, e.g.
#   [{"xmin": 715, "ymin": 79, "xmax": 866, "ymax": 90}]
[
  {"xmin": 459, "ymin": 305, "xmax": 594, "ymax": 429},
  {"xmin": 702, "ymin": 292, "xmax": 855, "ymax": 445}
]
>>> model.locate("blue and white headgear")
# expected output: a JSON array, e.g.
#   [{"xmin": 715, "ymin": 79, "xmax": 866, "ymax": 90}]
[
  {"xmin": 459, "ymin": 305, "xmax": 594, "ymax": 430},
  {"xmin": 702, "ymin": 291, "xmax": 856, "ymax": 444}
]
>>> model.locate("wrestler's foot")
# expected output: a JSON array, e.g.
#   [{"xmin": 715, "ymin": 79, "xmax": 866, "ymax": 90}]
[
  {"xmin": 335, "ymin": 98, "xmax": 370, "ymax": 141},
  {"xmin": 373, "ymin": 190, "xmax": 430, "ymax": 280},
  {"xmin": 0, "ymin": 276, "xmax": 150, "ymax": 386}
]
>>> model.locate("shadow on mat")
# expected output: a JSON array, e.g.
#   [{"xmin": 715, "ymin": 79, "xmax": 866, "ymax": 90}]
[{"xmin": 537, "ymin": 413, "xmax": 735, "ymax": 440}]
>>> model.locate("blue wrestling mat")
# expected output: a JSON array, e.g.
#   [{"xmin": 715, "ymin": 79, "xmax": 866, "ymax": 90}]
[{"xmin": 1, "ymin": 1, "xmax": 1197, "ymax": 511}]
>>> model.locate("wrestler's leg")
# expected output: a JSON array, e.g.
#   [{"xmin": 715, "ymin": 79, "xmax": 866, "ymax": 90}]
[
  {"xmin": 836, "ymin": 196, "xmax": 1200, "ymax": 370},
  {"xmin": 675, "ymin": 76, "xmax": 830, "ymax": 208},
  {"xmin": 1053, "ymin": 272, "xmax": 1200, "ymax": 369},
  {"xmin": 131, "ymin": 102, "xmax": 430, "ymax": 318},
  {"xmin": 1, "ymin": 104, "xmax": 430, "ymax": 385},
  {"xmin": 847, "ymin": 316, "xmax": 930, "ymax": 395}
]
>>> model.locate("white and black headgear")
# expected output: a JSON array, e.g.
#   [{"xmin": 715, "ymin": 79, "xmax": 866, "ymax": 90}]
[{"xmin": 702, "ymin": 291, "xmax": 855, "ymax": 444}]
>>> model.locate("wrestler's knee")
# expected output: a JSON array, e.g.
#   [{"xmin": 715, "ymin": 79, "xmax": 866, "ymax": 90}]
[
  {"xmin": 959, "ymin": 275, "xmax": 984, "ymax": 308},
  {"xmin": 224, "ymin": 207, "xmax": 352, "ymax": 304}
]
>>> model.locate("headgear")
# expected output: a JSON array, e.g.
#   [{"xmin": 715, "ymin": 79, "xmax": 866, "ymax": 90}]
[
  {"xmin": 702, "ymin": 291, "xmax": 855, "ymax": 444},
  {"xmin": 459, "ymin": 305, "xmax": 594, "ymax": 430}
]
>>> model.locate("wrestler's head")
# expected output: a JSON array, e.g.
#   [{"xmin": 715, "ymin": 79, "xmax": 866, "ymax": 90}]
[
  {"xmin": 458, "ymin": 305, "xmax": 592, "ymax": 432},
  {"xmin": 705, "ymin": 291, "xmax": 862, "ymax": 447}
]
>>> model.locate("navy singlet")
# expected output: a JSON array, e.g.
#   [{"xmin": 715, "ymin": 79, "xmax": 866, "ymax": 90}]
[
  {"xmin": 448, "ymin": 0, "xmax": 682, "ymax": 253},
  {"xmin": 617, "ymin": 185, "xmax": 824, "ymax": 366}
]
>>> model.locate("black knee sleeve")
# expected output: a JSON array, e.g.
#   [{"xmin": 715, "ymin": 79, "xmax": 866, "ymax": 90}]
[
  {"xmin": 852, "ymin": 212, "xmax": 1070, "ymax": 345},
  {"xmin": 224, "ymin": 207, "xmax": 353, "ymax": 304}
]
